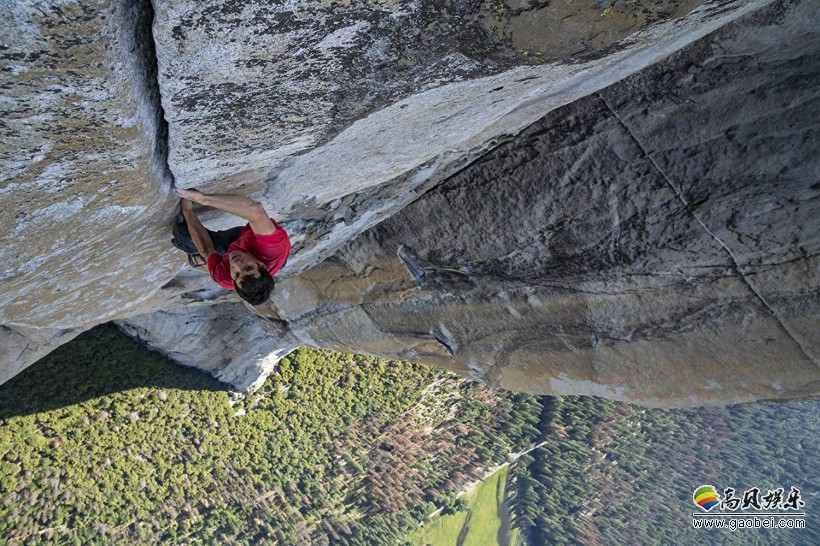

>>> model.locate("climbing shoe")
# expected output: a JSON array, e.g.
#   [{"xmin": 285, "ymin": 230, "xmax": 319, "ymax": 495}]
[{"xmin": 187, "ymin": 253, "xmax": 207, "ymax": 268}]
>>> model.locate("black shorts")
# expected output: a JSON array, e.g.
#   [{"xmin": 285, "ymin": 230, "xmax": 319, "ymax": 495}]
[{"xmin": 171, "ymin": 220, "xmax": 245, "ymax": 256}]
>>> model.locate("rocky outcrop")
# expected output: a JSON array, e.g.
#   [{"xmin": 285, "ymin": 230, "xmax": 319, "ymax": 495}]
[
  {"xmin": 1, "ymin": 0, "xmax": 817, "ymax": 406},
  {"xmin": 0, "ymin": 325, "xmax": 85, "ymax": 385},
  {"xmin": 115, "ymin": 304, "xmax": 296, "ymax": 391}
]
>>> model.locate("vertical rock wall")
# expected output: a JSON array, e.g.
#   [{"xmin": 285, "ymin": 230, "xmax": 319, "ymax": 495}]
[
  {"xmin": 0, "ymin": 0, "xmax": 181, "ymax": 331},
  {"xmin": 267, "ymin": 0, "xmax": 820, "ymax": 406}
]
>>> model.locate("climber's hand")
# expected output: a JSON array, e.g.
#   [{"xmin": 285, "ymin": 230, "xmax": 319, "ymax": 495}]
[{"xmin": 176, "ymin": 188, "xmax": 205, "ymax": 204}]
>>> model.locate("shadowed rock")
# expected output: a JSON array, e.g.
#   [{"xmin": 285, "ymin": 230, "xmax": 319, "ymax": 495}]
[{"xmin": 268, "ymin": 0, "xmax": 820, "ymax": 406}]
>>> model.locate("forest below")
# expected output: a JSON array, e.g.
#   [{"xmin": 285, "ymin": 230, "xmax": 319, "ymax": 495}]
[{"xmin": 0, "ymin": 325, "xmax": 816, "ymax": 545}]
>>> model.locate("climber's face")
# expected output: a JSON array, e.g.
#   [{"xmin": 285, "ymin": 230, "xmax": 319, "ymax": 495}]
[{"xmin": 229, "ymin": 250, "xmax": 263, "ymax": 284}]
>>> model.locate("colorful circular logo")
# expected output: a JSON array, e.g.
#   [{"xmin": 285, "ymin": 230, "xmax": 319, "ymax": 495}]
[{"xmin": 694, "ymin": 485, "xmax": 720, "ymax": 511}]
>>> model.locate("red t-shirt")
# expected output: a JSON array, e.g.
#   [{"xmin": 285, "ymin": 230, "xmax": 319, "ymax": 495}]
[{"xmin": 207, "ymin": 221, "xmax": 291, "ymax": 290}]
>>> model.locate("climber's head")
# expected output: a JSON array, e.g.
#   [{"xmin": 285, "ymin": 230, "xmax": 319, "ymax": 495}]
[{"xmin": 229, "ymin": 250, "xmax": 275, "ymax": 305}]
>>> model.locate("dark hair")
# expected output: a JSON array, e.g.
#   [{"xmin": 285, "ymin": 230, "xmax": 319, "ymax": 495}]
[{"xmin": 234, "ymin": 267, "xmax": 275, "ymax": 305}]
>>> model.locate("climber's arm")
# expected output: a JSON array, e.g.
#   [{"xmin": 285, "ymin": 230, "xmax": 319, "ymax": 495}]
[
  {"xmin": 180, "ymin": 199, "xmax": 217, "ymax": 258},
  {"xmin": 176, "ymin": 188, "xmax": 276, "ymax": 236}
]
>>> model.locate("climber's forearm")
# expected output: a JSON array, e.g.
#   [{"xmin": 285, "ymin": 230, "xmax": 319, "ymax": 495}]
[
  {"xmin": 200, "ymin": 193, "xmax": 267, "ymax": 223},
  {"xmin": 176, "ymin": 188, "xmax": 276, "ymax": 235},
  {"xmin": 181, "ymin": 201, "xmax": 217, "ymax": 258}
]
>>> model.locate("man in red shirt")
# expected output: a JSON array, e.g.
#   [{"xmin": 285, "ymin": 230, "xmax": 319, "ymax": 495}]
[{"xmin": 176, "ymin": 188, "xmax": 291, "ymax": 305}]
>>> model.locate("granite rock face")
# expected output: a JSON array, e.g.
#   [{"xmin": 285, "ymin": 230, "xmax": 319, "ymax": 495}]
[
  {"xmin": 0, "ymin": 325, "xmax": 85, "ymax": 386},
  {"xmin": 152, "ymin": 0, "xmax": 710, "ymax": 193},
  {"xmin": 154, "ymin": 0, "xmax": 771, "ymax": 273},
  {"xmin": 0, "ymin": 0, "xmax": 817, "ymax": 406},
  {"xmin": 268, "ymin": 0, "xmax": 820, "ymax": 406},
  {"xmin": 115, "ymin": 304, "xmax": 297, "ymax": 392},
  {"xmin": 0, "ymin": 0, "xmax": 179, "ymax": 328}
]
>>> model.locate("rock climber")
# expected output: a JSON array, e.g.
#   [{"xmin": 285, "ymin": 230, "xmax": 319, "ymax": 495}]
[{"xmin": 172, "ymin": 188, "xmax": 291, "ymax": 306}]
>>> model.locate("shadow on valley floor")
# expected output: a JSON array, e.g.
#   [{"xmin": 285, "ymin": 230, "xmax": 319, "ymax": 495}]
[{"xmin": 0, "ymin": 324, "xmax": 229, "ymax": 419}]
